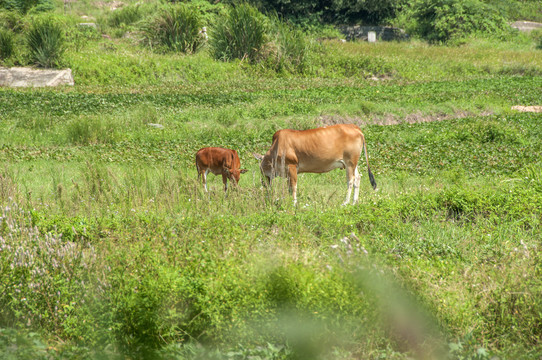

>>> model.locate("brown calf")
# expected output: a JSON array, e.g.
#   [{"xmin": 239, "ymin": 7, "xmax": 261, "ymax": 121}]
[{"xmin": 195, "ymin": 147, "xmax": 248, "ymax": 192}]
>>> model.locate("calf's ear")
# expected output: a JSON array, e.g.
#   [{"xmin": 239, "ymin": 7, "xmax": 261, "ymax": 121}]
[
  {"xmin": 223, "ymin": 167, "xmax": 231, "ymax": 175},
  {"xmin": 240, "ymin": 169, "xmax": 248, "ymax": 174},
  {"xmin": 252, "ymin": 153, "xmax": 264, "ymax": 161}
]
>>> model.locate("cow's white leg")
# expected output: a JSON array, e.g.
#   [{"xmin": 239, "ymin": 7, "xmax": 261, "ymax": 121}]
[
  {"xmin": 288, "ymin": 164, "xmax": 298, "ymax": 206},
  {"xmin": 343, "ymin": 167, "xmax": 354, "ymax": 205},
  {"xmin": 353, "ymin": 167, "xmax": 361, "ymax": 204}
]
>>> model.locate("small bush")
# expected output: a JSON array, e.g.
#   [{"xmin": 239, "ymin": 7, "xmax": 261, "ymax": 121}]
[
  {"xmin": 264, "ymin": 17, "xmax": 309, "ymax": 73},
  {"xmin": 0, "ymin": 10, "xmax": 23, "ymax": 32},
  {"xmin": 107, "ymin": 4, "xmax": 143, "ymax": 28},
  {"xmin": 408, "ymin": 0, "xmax": 509, "ymax": 43},
  {"xmin": 26, "ymin": 16, "xmax": 65, "ymax": 68},
  {"xmin": 209, "ymin": 3, "xmax": 267, "ymax": 62},
  {"xmin": 0, "ymin": 29, "xmax": 14, "ymax": 59},
  {"xmin": 143, "ymin": 4, "xmax": 203, "ymax": 54}
]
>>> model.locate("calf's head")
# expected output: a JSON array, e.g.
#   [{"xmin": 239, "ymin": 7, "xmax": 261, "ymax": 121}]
[{"xmin": 223, "ymin": 167, "xmax": 248, "ymax": 185}]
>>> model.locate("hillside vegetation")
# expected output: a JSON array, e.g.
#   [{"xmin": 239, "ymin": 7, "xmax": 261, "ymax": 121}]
[{"xmin": 1, "ymin": 0, "xmax": 542, "ymax": 359}]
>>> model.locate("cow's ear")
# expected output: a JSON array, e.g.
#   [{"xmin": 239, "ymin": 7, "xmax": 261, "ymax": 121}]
[
  {"xmin": 253, "ymin": 153, "xmax": 264, "ymax": 161},
  {"xmin": 223, "ymin": 167, "xmax": 231, "ymax": 175},
  {"xmin": 240, "ymin": 169, "xmax": 248, "ymax": 174}
]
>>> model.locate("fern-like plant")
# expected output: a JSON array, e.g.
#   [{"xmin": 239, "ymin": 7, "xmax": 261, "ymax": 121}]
[
  {"xmin": 143, "ymin": 4, "xmax": 203, "ymax": 54},
  {"xmin": 26, "ymin": 17, "xmax": 65, "ymax": 68},
  {"xmin": 209, "ymin": 3, "xmax": 267, "ymax": 63},
  {"xmin": 268, "ymin": 17, "xmax": 308, "ymax": 73}
]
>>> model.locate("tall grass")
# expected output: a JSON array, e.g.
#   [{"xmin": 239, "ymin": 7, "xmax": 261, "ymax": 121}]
[
  {"xmin": 263, "ymin": 16, "xmax": 309, "ymax": 73},
  {"xmin": 142, "ymin": 4, "xmax": 204, "ymax": 54},
  {"xmin": 209, "ymin": 3, "xmax": 267, "ymax": 62},
  {"xmin": 106, "ymin": 3, "xmax": 143, "ymax": 28},
  {"xmin": 26, "ymin": 16, "xmax": 65, "ymax": 68},
  {"xmin": 0, "ymin": 29, "xmax": 13, "ymax": 60}
]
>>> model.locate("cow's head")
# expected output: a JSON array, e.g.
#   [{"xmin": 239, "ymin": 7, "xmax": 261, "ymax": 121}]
[
  {"xmin": 224, "ymin": 167, "xmax": 248, "ymax": 185},
  {"xmin": 253, "ymin": 152, "xmax": 272, "ymax": 186}
]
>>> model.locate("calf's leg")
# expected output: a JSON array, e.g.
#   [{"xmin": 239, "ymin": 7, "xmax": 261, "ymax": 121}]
[{"xmin": 222, "ymin": 173, "xmax": 228, "ymax": 193}]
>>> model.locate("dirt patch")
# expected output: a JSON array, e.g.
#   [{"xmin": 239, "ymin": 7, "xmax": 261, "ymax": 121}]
[
  {"xmin": 318, "ymin": 110, "xmax": 493, "ymax": 127},
  {"xmin": 511, "ymin": 106, "xmax": 542, "ymax": 113}
]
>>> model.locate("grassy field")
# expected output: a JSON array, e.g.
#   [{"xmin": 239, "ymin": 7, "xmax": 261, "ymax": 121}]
[{"xmin": 1, "ymin": 8, "xmax": 542, "ymax": 359}]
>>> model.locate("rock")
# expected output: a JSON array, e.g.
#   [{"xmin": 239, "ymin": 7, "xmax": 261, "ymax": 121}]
[
  {"xmin": 147, "ymin": 123, "xmax": 164, "ymax": 129},
  {"xmin": 511, "ymin": 21, "xmax": 542, "ymax": 32},
  {"xmin": 78, "ymin": 23, "xmax": 97, "ymax": 28},
  {"xmin": 0, "ymin": 67, "xmax": 74, "ymax": 87}
]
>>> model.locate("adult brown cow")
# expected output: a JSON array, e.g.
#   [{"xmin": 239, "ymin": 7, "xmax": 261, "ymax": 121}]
[
  {"xmin": 195, "ymin": 147, "xmax": 248, "ymax": 192},
  {"xmin": 253, "ymin": 124, "xmax": 377, "ymax": 205}
]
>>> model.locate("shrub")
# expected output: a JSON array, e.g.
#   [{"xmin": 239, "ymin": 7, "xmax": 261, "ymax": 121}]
[
  {"xmin": 26, "ymin": 16, "xmax": 65, "ymax": 68},
  {"xmin": 0, "ymin": 28, "xmax": 13, "ymax": 59},
  {"xmin": 263, "ymin": 16, "xmax": 309, "ymax": 73},
  {"xmin": 107, "ymin": 4, "xmax": 143, "ymax": 28},
  {"xmin": 0, "ymin": 0, "xmax": 54, "ymax": 14},
  {"xmin": 408, "ymin": 0, "xmax": 509, "ymax": 43},
  {"xmin": 209, "ymin": 3, "xmax": 267, "ymax": 63},
  {"xmin": 0, "ymin": 202, "xmax": 97, "ymax": 337},
  {"xmin": 142, "ymin": 4, "xmax": 204, "ymax": 54},
  {"xmin": 326, "ymin": 0, "xmax": 400, "ymax": 25},
  {"xmin": 249, "ymin": 0, "xmax": 399, "ymax": 25},
  {"xmin": 0, "ymin": 10, "xmax": 23, "ymax": 31}
]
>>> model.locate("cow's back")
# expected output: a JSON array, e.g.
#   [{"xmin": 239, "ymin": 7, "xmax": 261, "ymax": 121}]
[
  {"xmin": 196, "ymin": 147, "xmax": 240, "ymax": 172},
  {"xmin": 271, "ymin": 124, "xmax": 363, "ymax": 168}
]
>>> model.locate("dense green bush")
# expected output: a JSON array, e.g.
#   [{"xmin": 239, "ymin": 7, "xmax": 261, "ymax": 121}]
[
  {"xmin": 210, "ymin": 4, "xmax": 310, "ymax": 73},
  {"xmin": 407, "ymin": 0, "xmax": 510, "ymax": 43},
  {"xmin": 107, "ymin": 4, "xmax": 143, "ymax": 28},
  {"xmin": 0, "ymin": 10, "xmax": 22, "ymax": 31},
  {"xmin": 264, "ymin": 16, "xmax": 309, "ymax": 73},
  {"xmin": 143, "ymin": 4, "xmax": 204, "ymax": 54},
  {"xmin": 326, "ymin": 0, "xmax": 401, "ymax": 24},
  {"xmin": 251, "ymin": 0, "xmax": 400, "ymax": 25},
  {"xmin": 0, "ymin": 28, "xmax": 13, "ymax": 59},
  {"xmin": 0, "ymin": 0, "xmax": 53, "ymax": 14},
  {"xmin": 209, "ymin": 3, "xmax": 267, "ymax": 62},
  {"xmin": 26, "ymin": 16, "xmax": 65, "ymax": 67}
]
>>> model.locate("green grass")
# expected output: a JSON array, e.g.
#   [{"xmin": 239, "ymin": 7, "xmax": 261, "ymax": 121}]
[{"xmin": 1, "ymin": 7, "xmax": 542, "ymax": 359}]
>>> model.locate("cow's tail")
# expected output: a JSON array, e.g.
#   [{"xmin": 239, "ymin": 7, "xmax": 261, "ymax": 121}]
[{"xmin": 361, "ymin": 133, "xmax": 377, "ymax": 190}]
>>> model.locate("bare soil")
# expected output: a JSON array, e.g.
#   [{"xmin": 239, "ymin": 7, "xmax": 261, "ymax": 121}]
[
  {"xmin": 511, "ymin": 106, "xmax": 542, "ymax": 113},
  {"xmin": 318, "ymin": 110, "xmax": 494, "ymax": 127}
]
